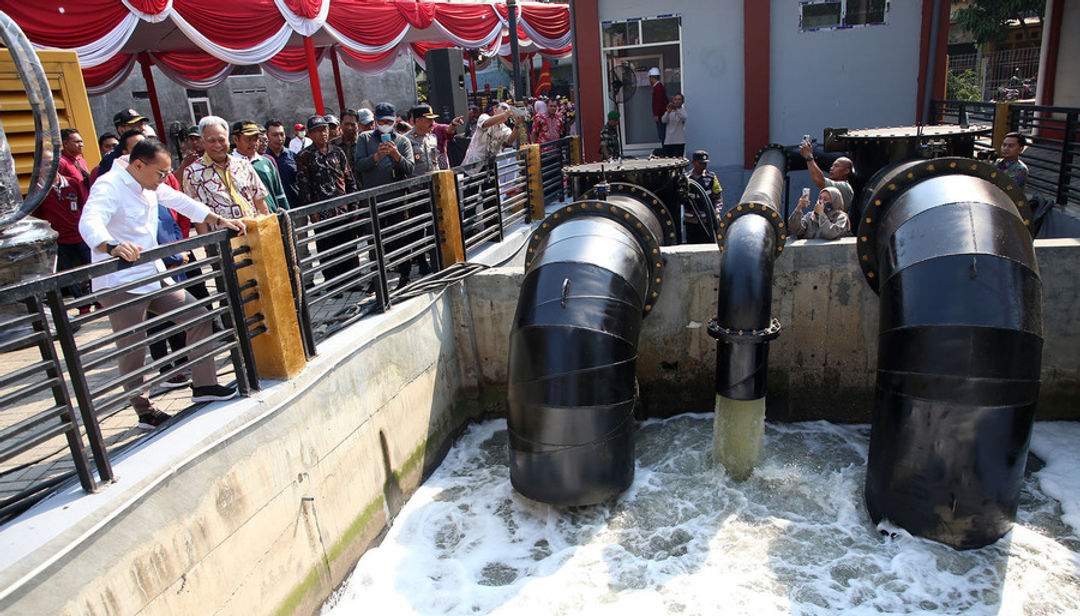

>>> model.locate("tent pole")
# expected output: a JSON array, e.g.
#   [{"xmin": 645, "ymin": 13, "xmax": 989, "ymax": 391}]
[
  {"xmin": 507, "ymin": 0, "xmax": 522, "ymax": 99},
  {"xmin": 330, "ymin": 47, "xmax": 345, "ymax": 113},
  {"xmin": 468, "ymin": 52, "xmax": 478, "ymax": 92},
  {"xmin": 138, "ymin": 53, "xmax": 167, "ymax": 145},
  {"xmin": 303, "ymin": 36, "xmax": 325, "ymax": 115}
]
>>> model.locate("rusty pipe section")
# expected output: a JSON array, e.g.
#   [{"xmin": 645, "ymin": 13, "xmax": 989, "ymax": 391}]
[
  {"xmin": 708, "ymin": 146, "xmax": 788, "ymax": 399},
  {"xmin": 858, "ymin": 157, "xmax": 1042, "ymax": 550}
]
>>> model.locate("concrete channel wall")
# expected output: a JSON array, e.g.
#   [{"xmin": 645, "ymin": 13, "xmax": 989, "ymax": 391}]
[{"xmin": 1, "ymin": 235, "xmax": 1076, "ymax": 616}]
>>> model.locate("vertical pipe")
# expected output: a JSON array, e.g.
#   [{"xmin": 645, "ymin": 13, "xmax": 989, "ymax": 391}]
[
  {"xmin": 138, "ymin": 53, "xmax": 167, "ymax": 147},
  {"xmin": 468, "ymin": 53, "xmax": 478, "ymax": 92},
  {"xmin": 303, "ymin": 36, "xmax": 325, "ymax": 115},
  {"xmin": 507, "ymin": 0, "xmax": 523, "ymax": 99},
  {"xmin": 330, "ymin": 47, "xmax": 345, "ymax": 113}
]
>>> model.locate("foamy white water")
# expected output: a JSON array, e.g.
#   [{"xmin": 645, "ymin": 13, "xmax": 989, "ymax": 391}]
[{"xmin": 322, "ymin": 416, "xmax": 1080, "ymax": 616}]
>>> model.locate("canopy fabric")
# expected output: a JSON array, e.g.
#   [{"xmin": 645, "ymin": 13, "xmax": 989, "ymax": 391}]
[{"xmin": 7, "ymin": 1, "xmax": 571, "ymax": 94}]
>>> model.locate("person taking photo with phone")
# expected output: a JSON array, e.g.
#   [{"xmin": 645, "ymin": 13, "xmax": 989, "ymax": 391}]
[{"xmin": 788, "ymin": 186, "xmax": 850, "ymax": 240}]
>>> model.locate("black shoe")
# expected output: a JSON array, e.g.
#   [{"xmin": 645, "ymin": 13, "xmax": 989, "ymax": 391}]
[
  {"xmin": 137, "ymin": 409, "xmax": 173, "ymax": 430},
  {"xmin": 191, "ymin": 384, "xmax": 238, "ymax": 403},
  {"xmin": 394, "ymin": 275, "xmax": 411, "ymax": 291},
  {"xmin": 160, "ymin": 373, "xmax": 191, "ymax": 389}
]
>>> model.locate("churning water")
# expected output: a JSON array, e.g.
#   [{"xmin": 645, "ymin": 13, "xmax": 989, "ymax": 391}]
[{"xmin": 321, "ymin": 416, "xmax": 1080, "ymax": 615}]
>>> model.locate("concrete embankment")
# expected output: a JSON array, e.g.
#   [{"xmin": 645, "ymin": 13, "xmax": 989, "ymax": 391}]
[{"xmin": 0, "ymin": 235, "xmax": 1076, "ymax": 616}]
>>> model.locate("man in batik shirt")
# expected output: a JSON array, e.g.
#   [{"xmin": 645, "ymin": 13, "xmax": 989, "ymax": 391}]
[{"xmin": 182, "ymin": 115, "xmax": 268, "ymax": 233}]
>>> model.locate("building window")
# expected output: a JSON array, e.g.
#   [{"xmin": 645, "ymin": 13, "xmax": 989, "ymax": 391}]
[
  {"xmin": 600, "ymin": 15, "xmax": 683, "ymax": 149},
  {"xmin": 231, "ymin": 65, "xmax": 263, "ymax": 77},
  {"xmin": 800, "ymin": 0, "xmax": 888, "ymax": 31}
]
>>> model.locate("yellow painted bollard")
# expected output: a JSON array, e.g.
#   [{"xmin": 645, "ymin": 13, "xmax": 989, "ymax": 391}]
[
  {"xmin": 522, "ymin": 143, "xmax": 545, "ymax": 221},
  {"xmin": 569, "ymin": 135, "xmax": 582, "ymax": 165},
  {"xmin": 431, "ymin": 169, "xmax": 465, "ymax": 267},
  {"xmin": 234, "ymin": 215, "xmax": 306, "ymax": 379}
]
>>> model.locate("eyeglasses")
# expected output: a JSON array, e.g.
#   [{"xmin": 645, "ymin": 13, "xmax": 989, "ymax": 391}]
[{"xmin": 150, "ymin": 166, "xmax": 172, "ymax": 181}]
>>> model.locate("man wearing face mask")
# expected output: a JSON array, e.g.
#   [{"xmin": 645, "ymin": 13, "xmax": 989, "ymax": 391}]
[{"xmin": 355, "ymin": 102, "xmax": 414, "ymax": 188}]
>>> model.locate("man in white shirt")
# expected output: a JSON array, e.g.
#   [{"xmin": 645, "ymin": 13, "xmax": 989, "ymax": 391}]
[
  {"xmin": 288, "ymin": 123, "xmax": 311, "ymax": 153},
  {"xmin": 79, "ymin": 139, "xmax": 248, "ymax": 429}
]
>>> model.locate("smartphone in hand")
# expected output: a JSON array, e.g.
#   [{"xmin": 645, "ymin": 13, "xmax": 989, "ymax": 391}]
[{"xmin": 381, "ymin": 133, "xmax": 392, "ymax": 143}]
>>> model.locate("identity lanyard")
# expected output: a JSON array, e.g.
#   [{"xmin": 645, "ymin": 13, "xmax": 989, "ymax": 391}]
[{"xmin": 205, "ymin": 154, "xmax": 253, "ymax": 215}]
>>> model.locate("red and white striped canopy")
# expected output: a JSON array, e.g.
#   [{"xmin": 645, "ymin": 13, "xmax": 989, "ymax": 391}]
[{"xmin": 4, "ymin": 1, "xmax": 570, "ymax": 93}]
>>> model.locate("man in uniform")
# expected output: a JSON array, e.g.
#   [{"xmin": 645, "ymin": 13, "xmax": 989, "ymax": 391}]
[
  {"xmin": 599, "ymin": 110, "xmax": 622, "ymax": 159},
  {"xmin": 684, "ymin": 150, "xmax": 723, "ymax": 244}
]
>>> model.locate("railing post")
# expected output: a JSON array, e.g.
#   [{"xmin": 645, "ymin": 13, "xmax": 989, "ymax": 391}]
[
  {"xmin": 367, "ymin": 196, "xmax": 392, "ymax": 311},
  {"xmin": 522, "ymin": 143, "xmax": 544, "ymax": 220},
  {"xmin": 215, "ymin": 231, "xmax": 258, "ymax": 395},
  {"xmin": 277, "ymin": 211, "xmax": 317, "ymax": 359},
  {"xmin": 1057, "ymin": 111, "xmax": 1076, "ymax": 205},
  {"xmin": 42, "ymin": 291, "xmax": 112, "ymax": 483},
  {"xmin": 489, "ymin": 158, "xmax": 506, "ymax": 242},
  {"xmin": 233, "ymin": 215, "xmax": 307, "ymax": 379},
  {"xmin": 569, "ymin": 135, "xmax": 582, "ymax": 165},
  {"xmin": 432, "ymin": 169, "xmax": 465, "ymax": 267},
  {"xmin": 992, "ymin": 101, "xmax": 1013, "ymax": 150}
]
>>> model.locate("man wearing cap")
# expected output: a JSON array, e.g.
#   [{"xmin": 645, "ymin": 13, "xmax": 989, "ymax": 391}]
[
  {"xmin": 355, "ymin": 102, "xmax": 414, "ymax": 187},
  {"xmin": 599, "ymin": 110, "xmax": 622, "ymax": 159},
  {"xmin": 176, "ymin": 125, "xmax": 205, "ymax": 180},
  {"xmin": 265, "ymin": 120, "xmax": 301, "ymax": 208},
  {"xmin": 405, "ymin": 105, "xmax": 442, "ymax": 178},
  {"xmin": 684, "ymin": 150, "xmax": 723, "ymax": 244},
  {"xmin": 800, "ymin": 137, "xmax": 855, "ymax": 214},
  {"xmin": 182, "ymin": 115, "xmax": 269, "ymax": 229},
  {"xmin": 324, "ymin": 114, "xmax": 342, "ymax": 142},
  {"xmin": 649, "ymin": 68, "xmax": 669, "ymax": 145},
  {"xmin": 231, "ymin": 120, "xmax": 288, "ymax": 212},
  {"xmin": 296, "ymin": 114, "xmax": 360, "ymax": 285},
  {"xmin": 97, "ymin": 108, "xmax": 151, "ymax": 177},
  {"xmin": 289, "ymin": 123, "xmax": 311, "ymax": 153}
]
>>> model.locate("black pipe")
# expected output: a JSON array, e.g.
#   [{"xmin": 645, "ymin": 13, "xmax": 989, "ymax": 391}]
[
  {"xmin": 858, "ymin": 157, "xmax": 1042, "ymax": 550},
  {"xmin": 708, "ymin": 146, "xmax": 787, "ymax": 399},
  {"xmin": 507, "ymin": 190, "xmax": 667, "ymax": 506}
]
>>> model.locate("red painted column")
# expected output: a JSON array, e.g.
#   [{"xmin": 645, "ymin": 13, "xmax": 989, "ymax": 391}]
[
  {"xmin": 743, "ymin": 0, "xmax": 770, "ymax": 169},
  {"xmin": 468, "ymin": 53, "xmax": 478, "ymax": 91},
  {"xmin": 303, "ymin": 36, "xmax": 326, "ymax": 115},
  {"xmin": 330, "ymin": 47, "xmax": 345, "ymax": 113},
  {"xmin": 915, "ymin": 0, "xmax": 950, "ymax": 124},
  {"xmin": 138, "ymin": 53, "xmax": 167, "ymax": 146},
  {"xmin": 572, "ymin": 0, "xmax": 603, "ymax": 162}
]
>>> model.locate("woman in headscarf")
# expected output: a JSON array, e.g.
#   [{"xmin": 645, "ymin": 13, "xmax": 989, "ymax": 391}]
[
  {"xmin": 787, "ymin": 185, "xmax": 850, "ymax": 240},
  {"xmin": 530, "ymin": 100, "xmax": 563, "ymax": 145}
]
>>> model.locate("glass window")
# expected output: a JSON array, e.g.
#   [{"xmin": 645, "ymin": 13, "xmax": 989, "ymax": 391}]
[
  {"xmin": 845, "ymin": 0, "xmax": 887, "ymax": 25},
  {"xmin": 642, "ymin": 17, "xmax": 680, "ymax": 44},
  {"xmin": 801, "ymin": 2, "xmax": 842, "ymax": 30},
  {"xmin": 602, "ymin": 21, "xmax": 640, "ymax": 48}
]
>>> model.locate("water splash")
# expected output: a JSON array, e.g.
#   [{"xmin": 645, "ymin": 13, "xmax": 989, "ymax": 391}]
[{"xmin": 321, "ymin": 416, "xmax": 1080, "ymax": 616}]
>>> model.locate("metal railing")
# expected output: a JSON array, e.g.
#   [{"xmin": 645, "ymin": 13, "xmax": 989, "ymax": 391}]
[
  {"xmin": 0, "ymin": 137, "xmax": 578, "ymax": 522},
  {"xmin": 932, "ymin": 99, "xmax": 1080, "ymax": 207},
  {"xmin": 0, "ymin": 230, "xmax": 261, "ymax": 522},
  {"xmin": 1009, "ymin": 105, "xmax": 1079, "ymax": 207},
  {"xmin": 540, "ymin": 137, "xmax": 573, "ymax": 203}
]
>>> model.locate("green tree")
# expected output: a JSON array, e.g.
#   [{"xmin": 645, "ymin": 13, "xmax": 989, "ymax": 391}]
[
  {"xmin": 947, "ymin": 69, "xmax": 983, "ymax": 101},
  {"xmin": 954, "ymin": 0, "xmax": 1045, "ymax": 47}
]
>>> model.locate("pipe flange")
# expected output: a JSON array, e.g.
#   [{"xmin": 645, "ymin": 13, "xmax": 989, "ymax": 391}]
[
  {"xmin": 855, "ymin": 156, "xmax": 1033, "ymax": 292},
  {"xmin": 706, "ymin": 317, "xmax": 782, "ymax": 342},
  {"xmin": 753, "ymin": 143, "xmax": 788, "ymax": 167},
  {"xmin": 525, "ymin": 198, "xmax": 666, "ymax": 315},
  {"xmin": 581, "ymin": 182, "xmax": 679, "ymax": 245},
  {"xmin": 716, "ymin": 203, "xmax": 788, "ymax": 257}
]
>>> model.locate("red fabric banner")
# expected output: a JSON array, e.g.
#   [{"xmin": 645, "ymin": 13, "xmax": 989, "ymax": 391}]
[
  {"xmin": 433, "ymin": 3, "xmax": 501, "ymax": 41},
  {"xmin": 395, "ymin": 1, "xmax": 436, "ymax": 29},
  {"xmin": 151, "ymin": 50, "xmax": 229, "ymax": 80},
  {"xmin": 282, "ymin": 0, "xmax": 324, "ymax": 19},
  {"xmin": 3, "ymin": 1, "xmax": 131, "ymax": 49},
  {"xmin": 173, "ymin": 0, "xmax": 287, "ymax": 49},
  {"xmin": 325, "ymin": 2, "xmax": 412, "ymax": 47},
  {"xmin": 266, "ymin": 46, "xmax": 317, "ymax": 71},
  {"xmin": 520, "ymin": 5, "xmax": 572, "ymax": 40},
  {"xmin": 82, "ymin": 53, "xmax": 136, "ymax": 89},
  {"xmin": 126, "ymin": 0, "xmax": 172, "ymax": 16}
]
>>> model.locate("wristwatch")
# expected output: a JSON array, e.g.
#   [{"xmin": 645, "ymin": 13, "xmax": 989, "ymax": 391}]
[
  {"xmin": 105, "ymin": 241, "xmax": 120, "ymax": 256},
  {"xmin": 805, "ymin": 156, "xmax": 814, "ymax": 162}
]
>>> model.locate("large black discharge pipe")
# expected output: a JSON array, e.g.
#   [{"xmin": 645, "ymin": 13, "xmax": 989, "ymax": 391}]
[
  {"xmin": 508, "ymin": 186, "xmax": 669, "ymax": 505},
  {"xmin": 859, "ymin": 157, "xmax": 1042, "ymax": 550}
]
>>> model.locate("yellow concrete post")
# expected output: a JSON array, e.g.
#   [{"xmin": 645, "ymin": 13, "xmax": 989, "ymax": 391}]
[
  {"xmin": 569, "ymin": 135, "xmax": 582, "ymax": 165},
  {"xmin": 992, "ymin": 101, "xmax": 1014, "ymax": 150},
  {"xmin": 432, "ymin": 169, "xmax": 465, "ymax": 267},
  {"xmin": 234, "ymin": 215, "xmax": 306, "ymax": 379},
  {"xmin": 522, "ymin": 144, "xmax": 545, "ymax": 221}
]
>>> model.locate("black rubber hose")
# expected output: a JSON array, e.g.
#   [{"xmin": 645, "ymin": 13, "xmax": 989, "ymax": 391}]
[
  {"xmin": 858, "ymin": 158, "xmax": 1042, "ymax": 550},
  {"xmin": 508, "ymin": 194, "xmax": 665, "ymax": 506},
  {"xmin": 709, "ymin": 146, "xmax": 787, "ymax": 400}
]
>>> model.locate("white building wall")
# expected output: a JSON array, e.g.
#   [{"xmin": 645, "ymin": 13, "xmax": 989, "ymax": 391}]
[
  {"xmin": 1053, "ymin": 0, "xmax": 1080, "ymax": 107},
  {"xmin": 769, "ymin": 0, "xmax": 924, "ymax": 146},
  {"xmin": 597, "ymin": 0, "xmax": 746, "ymax": 170}
]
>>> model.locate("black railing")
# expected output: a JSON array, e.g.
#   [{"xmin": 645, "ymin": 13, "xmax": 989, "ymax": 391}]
[
  {"xmin": 539, "ymin": 137, "xmax": 572, "ymax": 204},
  {"xmin": 1009, "ymin": 104, "xmax": 1079, "ymax": 207},
  {"xmin": 932, "ymin": 99, "xmax": 1080, "ymax": 207},
  {"xmin": 0, "ymin": 229, "xmax": 261, "ymax": 522},
  {"xmin": 0, "ymin": 137, "xmax": 577, "ymax": 523}
]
